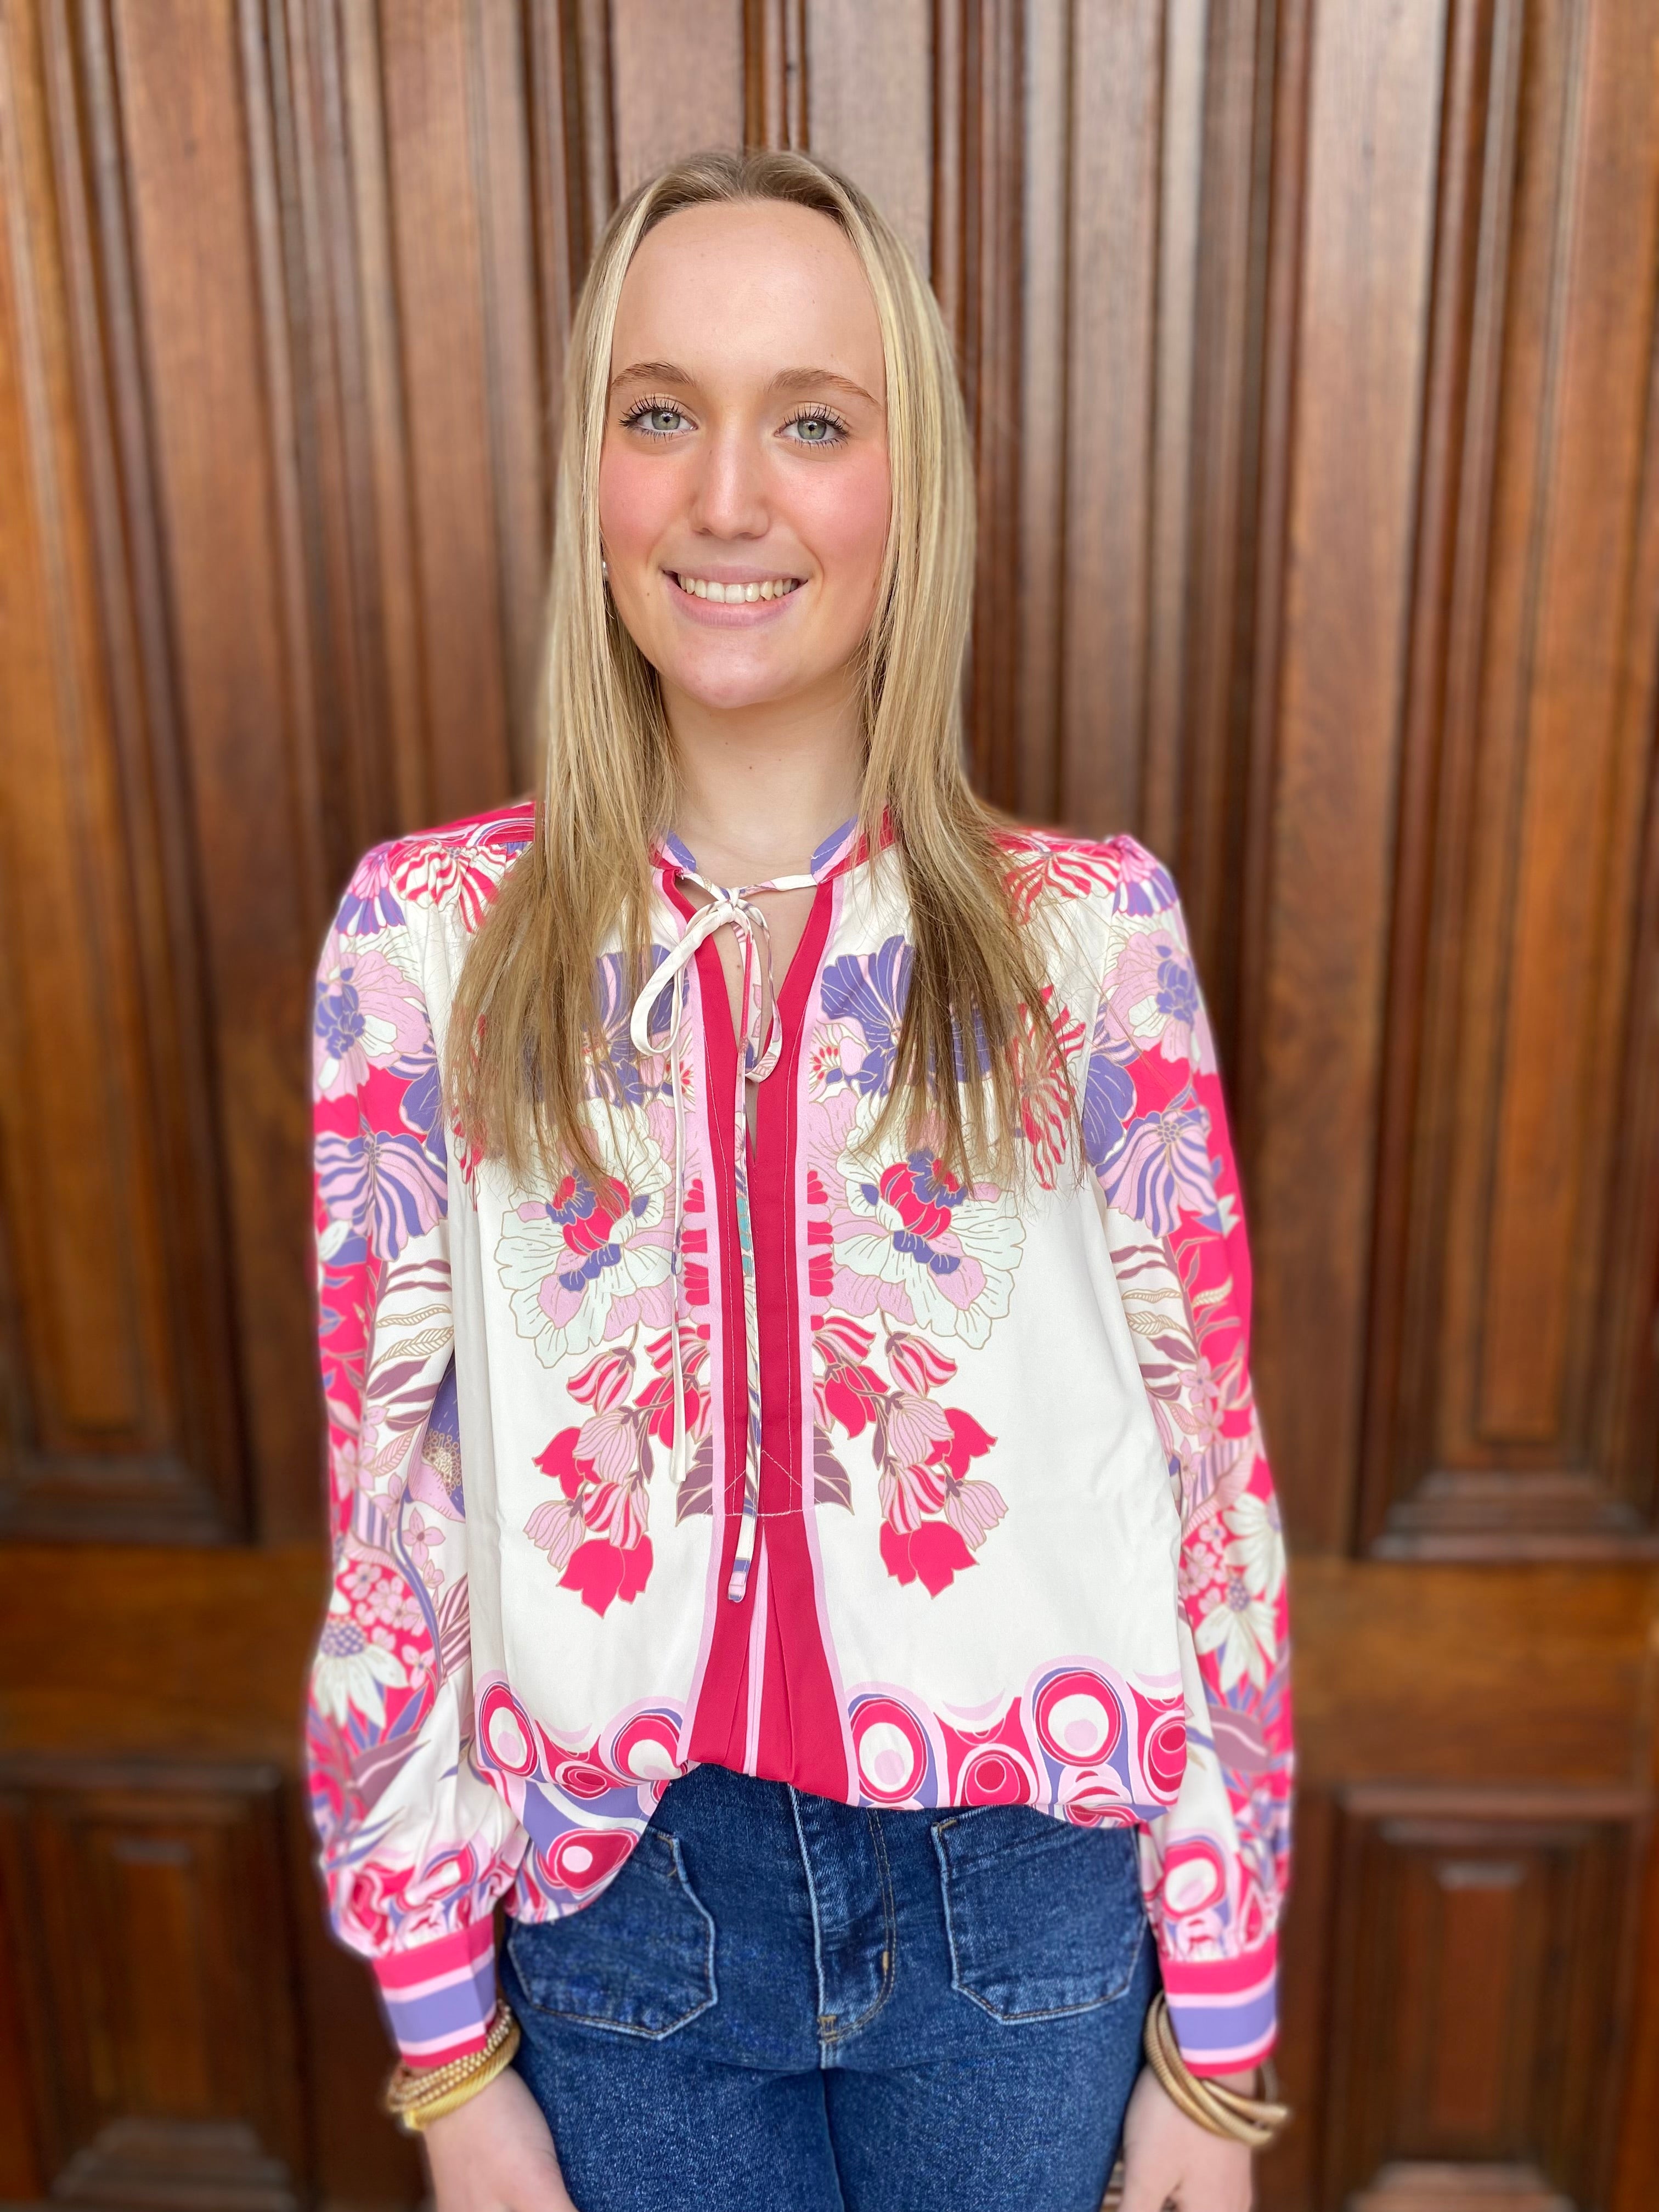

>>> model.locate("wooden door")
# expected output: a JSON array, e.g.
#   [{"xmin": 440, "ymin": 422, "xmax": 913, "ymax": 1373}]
[{"xmin": 2, "ymin": 6, "xmax": 1657, "ymax": 2209}]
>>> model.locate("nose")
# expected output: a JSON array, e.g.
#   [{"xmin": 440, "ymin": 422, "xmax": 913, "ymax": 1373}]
[{"xmin": 687, "ymin": 421, "xmax": 770, "ymax": 542}]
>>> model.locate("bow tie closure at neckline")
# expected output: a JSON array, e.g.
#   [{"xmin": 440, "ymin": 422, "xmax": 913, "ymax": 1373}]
[{"xmin": 628, "ymin": 852, "xmax": 834, "ymax": 1604}]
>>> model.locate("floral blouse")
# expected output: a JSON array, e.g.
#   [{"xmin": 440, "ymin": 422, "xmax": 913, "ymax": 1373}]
[{"xmin": 305, "ymin": 804, "xmax": 1291, "ymax": 2079}]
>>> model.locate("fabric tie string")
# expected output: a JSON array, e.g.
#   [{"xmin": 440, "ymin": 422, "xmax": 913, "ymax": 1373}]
[{"xmin": 629, "ymin": 867, "xmax": 819, "ymax": 1602}]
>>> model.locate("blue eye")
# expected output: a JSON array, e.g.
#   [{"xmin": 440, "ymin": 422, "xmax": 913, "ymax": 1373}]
[
  {"xmin": 783, "ymin": 410, "xmax": 845, "ymax": 447},
  {"xmin": 624, "ymin": 399, "xmax": 691, "ymax": 438}
]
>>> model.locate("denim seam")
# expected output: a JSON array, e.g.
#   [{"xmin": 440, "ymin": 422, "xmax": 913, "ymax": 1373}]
[
  {"xmin": 826, "ymin": 1808, "xmax": 898, "ymax": 2046},
  {"xmin": 791, "ymin": 1790, "xmax": 898, "ymax": 2056},
  {"xmin": 931, "ymin": 1818, "xmax": 1148, "ymax": 2024},
  {"xmin": 504, "ymin": 1832, "xmax": 719, "ymax": 2040},
  {"xmin": 787, "ymin": 1785, "xmax": 833, "ymax": 2059}
]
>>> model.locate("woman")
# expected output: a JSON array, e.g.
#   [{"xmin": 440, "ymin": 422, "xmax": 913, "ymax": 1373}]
[{"xmin": 307, "ymin": 148, "xmax": 1290, "ymax": 2212}]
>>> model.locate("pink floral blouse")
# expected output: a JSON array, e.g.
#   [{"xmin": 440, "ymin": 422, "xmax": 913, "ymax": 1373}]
[{"xmin": 305, "ymin": 804, "xmax": 1292, "ymax": 2079}]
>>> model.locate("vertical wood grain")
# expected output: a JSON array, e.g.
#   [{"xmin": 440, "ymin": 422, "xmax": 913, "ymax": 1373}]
[
  {"xmin": 1360, "ymin": 0, "xmax": 1517, "ymax": 1558},
  {"xmin": 0, "ymin": 1876, "xmax": 42, "ymax": 2196},
  {"xmin": 746, "ymin": 0, "xmax": 807, "ymax": 149},
  {"xmin": 1246, "ymin": 0, "xmax": 1449, "ymax": 1552},
  {"xmin": 1359, "ymin": 0, "xmax": 1659, "ymax": 1555},
  {"xmin": 524, "ymin": 1, "xmax": 589, "ymax": 488},
  {"xmin": 101, "ymin": 0, "xmax": 324, "ymax": 1533},
  {"xmin": 805, "ymin": 0, "xmax": 932, "ymax": 271},
  {"xmin": 1013, "ymin": 0, "xmax": 1069, "ymax": 823},
  {"xmin": 0, "ymin": 0, "xmax": 245, "ymax": 1539},
  {"xmin": 472, "ymin": 2, "xmax": 554, "ymax": 788},
  {"xmin": 608, "ymin": 0, "xmax": 744, "ymax": 195},
  {"xmin": 934, "ymin": 0, "xmax": 1023, "ymax": 809},
  {"xmin": 375, "ymin": 0, "xmax": 516, "ymax": 822},
  {"xmin": 0, "ymin": 4, "xmax": 1654, "ymax": 2205},
  {"xmin": 1468, "ymin": 4, "xmax": 1659, "ymax": 1448},
  {"xmin": 334, "ymin": 0, "xmax": 432, "ymax": 838},
  {"xmin": 1169, "ymin": 0, "xmax": 1273, "ymax": 1049},
  {"xmin": 1142, "ymin": 0, "xmax": 1207, "ymax": 865},
  {"xmin": 1056, "ymin": 0, "xmax": 1162, "ymax": 837}
]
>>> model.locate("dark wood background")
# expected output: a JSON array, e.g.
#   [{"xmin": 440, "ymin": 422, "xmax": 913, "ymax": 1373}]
[{"xmin": 2, "ymin": 4, "xmax": 1657, "ymax": 2208}]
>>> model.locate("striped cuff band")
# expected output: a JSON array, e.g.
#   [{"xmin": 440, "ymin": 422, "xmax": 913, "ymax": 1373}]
[
  {"xmin": 373, "ymin": 1921, "xmax": 498, "ymax": 2066},
  {"xmin": 1159, "ymin": 1936, "xmax": 1278, "ymax": 2078}
]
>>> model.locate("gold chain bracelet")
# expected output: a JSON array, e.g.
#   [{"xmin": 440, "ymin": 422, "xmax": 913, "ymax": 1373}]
[
  {"xmin": 383, "ymin": 2000, "xmax": 521, "ymax": 2135},
  {"xmin": 1141, "ymin": 1993, "xmax": 1291, "ymax": 2151}
]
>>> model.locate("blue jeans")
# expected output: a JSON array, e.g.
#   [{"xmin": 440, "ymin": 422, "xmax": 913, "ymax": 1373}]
[{"xmin": 502, "ymin": 1762, "xmax": 1156, "ymax": 2211}]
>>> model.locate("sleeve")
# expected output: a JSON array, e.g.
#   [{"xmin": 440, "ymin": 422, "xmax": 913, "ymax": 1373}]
[
  {"xmin": 304, "ymin": 845, "xmax": 527, "ymax": 2065},
  {"xmin": 1082, "ymin": 838, "xmax": 1293, "ymax": 2077}
]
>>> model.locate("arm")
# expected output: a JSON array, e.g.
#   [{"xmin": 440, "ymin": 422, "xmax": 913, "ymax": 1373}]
[
  {"xmin": 1082, "ymin": 843, "xmax": 1291, "ymax": 2208},
  {"xmin": 306, "ymin": 846, "xmax": 528, "ymax": 2068},
  {"xmin": 1085, "ymin": 841, "xmax": 1291, "ymax": 2070}
]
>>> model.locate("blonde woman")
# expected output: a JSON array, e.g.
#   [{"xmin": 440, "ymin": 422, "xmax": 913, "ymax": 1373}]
[{"xmin": 306, "ymin": 150, "xmax": 1291, "ymax": 2212}]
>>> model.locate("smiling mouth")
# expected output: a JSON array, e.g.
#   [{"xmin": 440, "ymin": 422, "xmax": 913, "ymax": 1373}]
[{"xmin": 670, "ymin": 571, "xmax": 803, "ymax": 603}]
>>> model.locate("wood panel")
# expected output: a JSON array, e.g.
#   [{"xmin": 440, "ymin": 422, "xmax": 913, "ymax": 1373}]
[
  {"xmin": 0, "ymin": 1760, "xmax": 307, "ymax": 2209},
  {"xmin": 371, "ymin": 0, "xmax": 539, "ymax": 815},
  {"xmin": 996, "ymin": 0, "xmax": 1280, "ymax": 1059},
  {"xmin": 805, "ymin": 0, "xmax": 933, "ymax": 267},
  {"xmin": 1258, "ymin": 1558, "xmax": 1658, "ymax": 2212},
  {"xmin": 610, "ymin": 0, "xmax": 744, "ymax": 193},
  {"xmin": 0, "ymin": 0, "xmax": 244, "ymax": 1541},
  {"xmin": 0, "ymin": 1548, "xmax": 1645, "ymax": 2212},
  {"xmin": 0, "ymin": 1573, "xmax": 422, "ymax": 2208},
  {"xmin": 1242, "ymin": 0, "xmax": 1451, "ymax": 1555},
  {"xmin": 1362, "ymin": 0, "xmax": 1659, "ymax": 1558},
  {"xmin": 98, "ymin": 0, "xmax": 326, "ymax": 1536},
  {"xmin": 1322, "ymin": 1791, "xmax": 1644, "ymax": 2211},
  {"xmin": 0, "ymin": 3, "xmax": 1656, "ymax": 2209}
]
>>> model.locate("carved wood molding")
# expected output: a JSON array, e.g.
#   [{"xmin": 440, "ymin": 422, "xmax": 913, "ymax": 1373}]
[
  {"xmin": 0, "ymin": 0, "xmax": 246, "ymax": 1542},
  {"xmin": 1351, "ymin": 2162, "xmax": 1572, "ymax": 2212},
  {"xmin": 1321, "ymin": 1784, "xmax": 1649, "ymax": 2212},
  {"xmin": 1359, "ymin": 0, "xmax": 1659, "ymax": 1558},
  {"xmin": 0, "ymin": 1757, "xmax": 307, "ymax": 2205}
]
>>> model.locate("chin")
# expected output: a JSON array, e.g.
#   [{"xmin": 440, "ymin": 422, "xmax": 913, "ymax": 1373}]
[{"xmin": 663, "ymin": 651, "xmax": 806, "ymax": 714}]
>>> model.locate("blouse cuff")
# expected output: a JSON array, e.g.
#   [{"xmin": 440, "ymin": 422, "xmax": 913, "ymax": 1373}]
[
  {"xmin": 372, "ymin": 1920, "xmax": 498, "ymax": 2066},
  {"xmin": 1158, "ymin": 1934, "xmax": 1278, "ymax": 2078}
]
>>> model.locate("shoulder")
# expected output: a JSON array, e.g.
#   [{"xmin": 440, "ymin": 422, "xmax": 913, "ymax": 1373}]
[
  {"xmin": 995, "ymin": 826, "xmax": 1181, "ymax": 927},
  {"xmin": 331, "ymin": 799, "xmax": 536, "ymax": 941}
]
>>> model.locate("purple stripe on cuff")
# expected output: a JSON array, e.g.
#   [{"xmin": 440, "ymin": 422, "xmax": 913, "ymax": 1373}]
[
  {"xmin": 374, "ymin": 1934, "xmax": 496, "ymax": 2064},
  {"xmin": 382, "ymin": 1961, "xmax": 496, "ymax": 2044},
  {"xmin": 1164, "ymin": 1982, "xmax": 1277, "ymax": 2067}
]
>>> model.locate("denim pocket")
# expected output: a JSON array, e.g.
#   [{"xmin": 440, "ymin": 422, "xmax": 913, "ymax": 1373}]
[
  {"xmin": 933, "ymin": 1808, "xmax": 1146, "ymax": 2023},
  {"xmin": 504, "ymin": 1829, "xmax": 716, "ymax": 2039}
]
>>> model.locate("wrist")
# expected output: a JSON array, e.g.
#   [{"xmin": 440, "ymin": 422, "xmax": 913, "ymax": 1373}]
[
  {"xmin": 384, "ymin": 1999, "xmax": 521, "ymax": 2134},
  {"xmin": 1142, "ymin": 1993, "xmax": 1290, "ymax": 2150}
]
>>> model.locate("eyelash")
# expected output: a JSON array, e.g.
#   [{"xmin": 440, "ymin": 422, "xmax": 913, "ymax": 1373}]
[
  {"xmin": 618, "ymin": 397, "xmax": 850, "ymax": 448},
  {"xmin": 781, "ymin": 405, "xmax": 849, "ymax": 448},
  {"xmin": 620, "ymin": 395, "xmax": 691, "ymax": 439}
]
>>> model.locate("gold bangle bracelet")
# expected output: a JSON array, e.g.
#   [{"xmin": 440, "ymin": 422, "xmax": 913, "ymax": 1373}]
[
  {"xmin": 1141, "ymin": 1994, "xmax": 1291, "ymax": 2150},
  {"xmin": 384, "ymin": 2000, "xmax": 521, "ymax": 2135},
  {"xmin": 385, "ymin": 1998, "xmax": 516, "ymax": 2108},
  {"xmin": 1144, "ymin": 1994, "xmax": 1289, "ymax": 2148},
  {"xmin": 385, "ymin": 2008, "xmax": 514, "ymax": 2107},
  {"xmin": 392, "ymin": 2025, "xmax": 521, "ymax": 2134}
]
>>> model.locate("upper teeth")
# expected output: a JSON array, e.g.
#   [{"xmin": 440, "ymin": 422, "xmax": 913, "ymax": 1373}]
[{"xmin": 674, "ymin": 574, "xmax": 799, "ymax": 602}]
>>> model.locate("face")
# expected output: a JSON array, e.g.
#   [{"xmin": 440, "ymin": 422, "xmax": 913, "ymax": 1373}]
[{"xmin": 597, "ymin": 200, "xmax": 890, "ymax": 719}]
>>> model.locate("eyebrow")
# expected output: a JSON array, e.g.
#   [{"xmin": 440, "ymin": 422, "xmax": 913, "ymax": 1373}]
[{"xmin": 610, "ymin": 360, "xmax": 880, "ymax": 409}]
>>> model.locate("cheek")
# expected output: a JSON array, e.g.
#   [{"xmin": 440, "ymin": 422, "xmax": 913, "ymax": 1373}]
[
  {"xmin": 798, "ymin": 453, "xmax": 890, "ymax": 602},
  {"xmin": 597, "ymin": 443, "xmax": 675, "ymax": 559}
]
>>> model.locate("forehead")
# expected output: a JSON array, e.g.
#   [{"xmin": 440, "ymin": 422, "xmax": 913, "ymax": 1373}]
[{"xmin": 613, "ymin": 201, "xmax": 883, "ymax": 388}]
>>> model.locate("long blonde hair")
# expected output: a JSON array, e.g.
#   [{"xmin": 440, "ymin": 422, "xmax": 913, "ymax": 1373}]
[{"xmin": 448, "ymin": 147, "xmax": 1063, "ymax": 1187}]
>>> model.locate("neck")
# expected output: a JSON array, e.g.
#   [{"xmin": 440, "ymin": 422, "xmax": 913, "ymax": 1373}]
[{"xmin": 664, "ymin": 672, "xmax": 864, "ymax": 885}]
